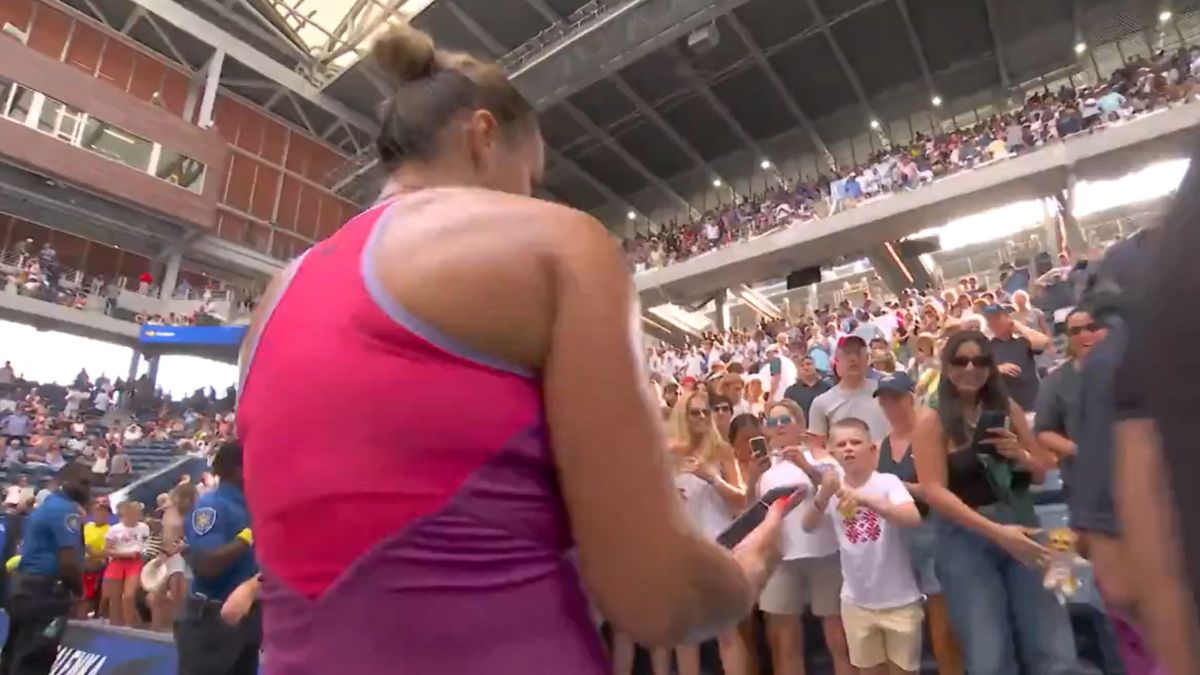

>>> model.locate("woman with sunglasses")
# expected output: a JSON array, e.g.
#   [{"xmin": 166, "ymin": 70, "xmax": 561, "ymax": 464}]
[
  {"xmin": 709, "ymin": 394, "xmax": 735, "ymax": 439},
  {"xmin": 912, "ymin": 330, "xmax": 1078, "ymax": 675},
  {"xmin": 663, "ymin": 391, "xmax": 753, "ymax": 675},
  {"xmin": 757, "ymin": 399, "xmax": 855, "ymax": 675}
]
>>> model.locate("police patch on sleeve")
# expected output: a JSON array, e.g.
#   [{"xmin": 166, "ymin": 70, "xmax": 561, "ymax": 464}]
[
  {"xmin": 64, "ymin": 513, "xmax": 81, "ymax": 534},
  {"xmin": 192, "ymin": 507, "xmax": 217, "ymax": 536}
]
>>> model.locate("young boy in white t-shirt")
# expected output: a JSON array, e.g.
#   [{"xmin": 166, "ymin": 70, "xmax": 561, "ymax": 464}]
[{"xmin": 802, "ymin": 417, "xmax": 924, "ymax": 674}]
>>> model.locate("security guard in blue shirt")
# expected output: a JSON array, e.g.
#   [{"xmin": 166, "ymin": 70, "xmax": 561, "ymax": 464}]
[
  {"xmin": 0, "ymin": 464, "xmax": 91, "ymax": 675},
  {"xmin": 176, "ymin": 441, "xmax": 259, "ymax": 675}
]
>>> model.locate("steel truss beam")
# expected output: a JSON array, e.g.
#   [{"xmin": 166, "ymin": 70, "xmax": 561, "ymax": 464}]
[
  {"xmin": 521, "ymin": 0, "xmax": 562, "ymax": 25},
  {"xmin": 803, "ymin": 0, "xmax": 881, "ymax": 130},
  {"xmin": 981, "ymin": 0, "xmax": 1012, "ymax": 90},
  {"xmin": 893, "ymin": 0, "xmax": 938, "ymax": 104},
  {"xmin": 446, "ymin": 0, "xmax": 680, "ymax": 217},
  {"xmin": 609, "ymin": 75, "xmax": 728, "ymax": 184},
  {"xmin": 561, "ymin": 103, "xmax": 696, "ymax": 215},
  {"xmin": 725, "ymin": 14, "xmax": 833, "ymax": 167},
  {"xmin": 546, "ymin": 147, "xmax": 643, "ymax": 221},
  {"xmin": 511, "ymin": 0, "xmax": 756, "ymax": 110},
  {"xmin": 673, "ymin": 52, "xmax": 773, "ymax": 175},
  {"xmin": 124, "ymin": 0, "xmax": 379, "ymax": 135}
]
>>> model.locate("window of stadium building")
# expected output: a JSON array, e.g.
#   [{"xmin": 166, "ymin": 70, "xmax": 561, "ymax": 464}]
[
  {"xmin": 0, "ymin": 77, "xmax": 207, "ymax": 194},
  {"xmin": 79, "ymin": 117, "xmax": 154, "ymax": 172},
  {"xmin": 154, "ymin": 148, "xmax": 206, "ymax": 194}
]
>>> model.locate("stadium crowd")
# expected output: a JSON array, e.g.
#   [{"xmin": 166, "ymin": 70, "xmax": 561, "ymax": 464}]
[
  {"xmin": 626, "ymin": 46, "xmax": 1200, "ymax": 272},
  {"xmin": 631, "ymin": 236, "xmax": 1159, "ymax": 675},
  {"xmin": 1, "ymin": 235, "xmax": 235, "ymax": 326},
  {"xmin": 0, "ymin": 367, "xmax": 234, "ymax": 631}
]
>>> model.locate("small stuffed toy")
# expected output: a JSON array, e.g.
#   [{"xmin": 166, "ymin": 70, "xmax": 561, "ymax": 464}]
[{"xmin": 1043, "ymin": 527, "xmax": 1083, "ymax": 601}]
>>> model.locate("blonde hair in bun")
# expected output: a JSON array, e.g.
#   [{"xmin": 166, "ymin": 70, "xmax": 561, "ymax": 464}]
[
  {"xmin": 372, "ymin": 22, "xmax": 439, "ymax": 83},
  {"xmin": 369, "ymin": 21, "xmax": 537, "ymax": 170}
]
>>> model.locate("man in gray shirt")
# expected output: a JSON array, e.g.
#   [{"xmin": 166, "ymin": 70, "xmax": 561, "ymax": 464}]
[
  {"xmin": 807, "ymin": 336, "xmax": 890, "ymax": 445},
  {"xmin": 1033, "ymin": 309, "xmax": 1107, "ymax": 490}
]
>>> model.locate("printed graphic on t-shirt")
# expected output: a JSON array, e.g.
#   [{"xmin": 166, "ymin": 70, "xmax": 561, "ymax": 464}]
[{"xmin": 842, "ymin": 506, "xmax": 882, "ymax": 544}]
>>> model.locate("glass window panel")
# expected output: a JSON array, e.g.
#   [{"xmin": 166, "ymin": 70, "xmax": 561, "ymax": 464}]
[
  {"xmin": 79, "ymin": 118, "xmax": 153, "ymax": 172},
  {"xmin": 7, "ymin": 86, "xmax": 35, "ymax": 123},
  {"xmin": 36, "ymin": 97, "xmax": 81, "ymax": 142},
  {"xmin": 155, "ymin": 148, "xmax": 207, "ymax": 194}
]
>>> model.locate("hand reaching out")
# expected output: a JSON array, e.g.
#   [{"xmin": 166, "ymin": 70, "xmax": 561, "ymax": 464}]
[{"xmin": 997, "ymin": 362, "xmax": 1022, "ymax": 378}]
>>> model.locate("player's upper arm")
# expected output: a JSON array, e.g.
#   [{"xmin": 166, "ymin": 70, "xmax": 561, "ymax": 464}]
[{"xmin": 540, "ymin": 210, "xmax": 710, "ymax": 640}]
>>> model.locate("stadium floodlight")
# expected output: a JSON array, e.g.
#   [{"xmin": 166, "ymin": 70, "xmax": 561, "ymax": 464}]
[
  {"xmin": 626, "ymin": 211, "xmax": 637, "ymax": 221},
  {"xmin": 760, "ymin": 159, "xmax": 772, "ymax": 170},
  {"xmin": 931, "ymin": 96, "xmax": 943, "ymax": 107},
  {"xmin": 1159, "ymin": 10, "xmax": 1172, "ymax": 23},
  {"xmin": 1074, "ymin": 42, "xmax": 1087, "ymax": 55},
  {"xmin": 869, "ymin": 119, "xmax": 881, "ymax": 129},
  {"xmin": 712, "ymin": 178, "xmax": 723, "ymax": 187}
]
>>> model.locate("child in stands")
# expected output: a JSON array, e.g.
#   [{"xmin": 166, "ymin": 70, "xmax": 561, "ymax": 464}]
[
  {"xmin": 802, "ymin": 418, "xmax": 923, "ymax": 675},
  {"xmin": 103, "ymin": 501, "xmax": 149, "ymax": 627}
]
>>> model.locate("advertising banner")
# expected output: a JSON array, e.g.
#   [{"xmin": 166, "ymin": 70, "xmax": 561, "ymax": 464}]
[
  {"xmin": 138, "ymin": 326, "xmax": 247, "ymax": 347},
  {"xmin": 0, "ymin": 613, "xmax": 176, "ymax": 675}
]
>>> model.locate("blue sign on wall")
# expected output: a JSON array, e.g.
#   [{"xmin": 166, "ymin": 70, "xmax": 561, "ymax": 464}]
[
  {"xmin": 0, "ymin": 613, "xmax": 177, "ymax": 674},
  {"xmin": 138, "ymin": 326, "xmax": 247, "ymax": 347}
]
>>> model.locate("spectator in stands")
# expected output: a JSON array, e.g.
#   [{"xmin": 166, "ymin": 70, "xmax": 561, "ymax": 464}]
[
  {"xmin": 912, "ymin": 330, "xmax": 1077, "ymax": 674},
  {"xmin": 0, "ymin": 406, "xmax": 30, "ymax": 443},
  {"xmin": 874, "ymin": 373, "xmax": 964, "ymax": 675},
  {"xmin": 123, "ymin": 423, "xmax": 144, "ymax": 444},
  {"xmin": 137, "ymin": 271, "xmax": 154, "ymax": 294},
  {"xmin": 667, "ymin": 391, "xmax": 751, "ymax": 675},
  {"xmin": 757, "ymin": 399, "xmax": 853, "ymax": 675},
  {"xmin": 80, "ymin": 499, "xmax": 111, "ymax": 619},
  {"xmin": 108, "ymin": 445, "xmax": 132, "ymax": 487},
  {"xmin": 13, "ymin": 238, "xmax": 32, "ymax": 265},
  {"xmin": 808, "ymin": 336, "xmax": 890, "ymax": 446},
  {"xmin": 103, "ymin": 501, "xmax": 149, "ymax": 627},
  {"xmin": 4, "ymin": 475, "xmax": 32, "ymax": 509},
  {"xmin": 32, "ymin": 477, "xmax": 54, "ymax": 508},
  {"xmin": 90, "ymin": 443, "xmax": 109, "ymax": 484},
  {"xmin": 801, "ymin": 418, "xmax": 924, "ymax": 675},
  {"xmin": 3, "ymin": 440, "xmax": 23, "ymax": 470},
  {"xmin": 62, "ymin": 387, "xmax": 88, "ymax": 419},
  {"xmin": 782, "ymin": 354, "xmax": 830, "ymax": 419},
  {"xmin": 983, "ymin": 304, "xmax": 1050, "ymax": 410},
  {"xmin": 717, "ymin": 373, "xmax": 752, "ymax": 416},
  {"xmin": 1033, "ymin": 309, "xmax": 1106, "ymax": 485},
  {"xmin": 102, "ymin": 278, "xmax": 121, "ymax": 317},
  {"xmin": 0, "ymin": 361, "xmax": 14, "ymax": 386},
  {"xmin": 150, "ymin": 483, "xmax": 195, "ymax": 632},
  {"xmin": 91, "ymin": 387, "xmax": 113, "ymax": 415}
]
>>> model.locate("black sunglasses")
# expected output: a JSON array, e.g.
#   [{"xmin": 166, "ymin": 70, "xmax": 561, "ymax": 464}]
[
  {"xmin": 947, "ymin": 355, "xmax": 993, "ymax": 368},
  {"xmin": 1067, "ymin": 323, "xmax": 1102, "ymax": 336},
  {"xmin": 688, "ymin": 408, "xmax": 711, "ymax": 418}
]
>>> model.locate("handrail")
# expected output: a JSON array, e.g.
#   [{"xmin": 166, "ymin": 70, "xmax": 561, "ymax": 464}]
[{"xmin": 108, "ymin": 454, "xmax": 207, "ymax": 509}]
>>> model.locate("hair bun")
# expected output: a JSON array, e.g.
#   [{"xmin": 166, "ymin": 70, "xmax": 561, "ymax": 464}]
[{"xmin": 372, "ymin": 23, "xmax": 438, "ymax": 83}]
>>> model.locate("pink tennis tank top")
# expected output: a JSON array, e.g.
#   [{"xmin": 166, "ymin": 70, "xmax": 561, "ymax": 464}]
[{"xmin": 237, "ymin": 197, "xmax": 608, "ymax": 674}]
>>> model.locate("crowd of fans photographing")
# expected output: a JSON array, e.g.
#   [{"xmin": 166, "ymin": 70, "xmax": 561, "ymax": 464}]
[
  {"xmin": 629, "ymin": 244, "xmax": 1145, "ymax": 675},
  {"xmin": 625, "ymin": 47, "xmax": 1200, "ymax": 272}
]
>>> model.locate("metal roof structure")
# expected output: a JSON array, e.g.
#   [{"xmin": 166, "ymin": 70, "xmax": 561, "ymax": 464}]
[{"xmin": 61, "ymin": 0, "xmax": 1200, "ymax": 230}]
